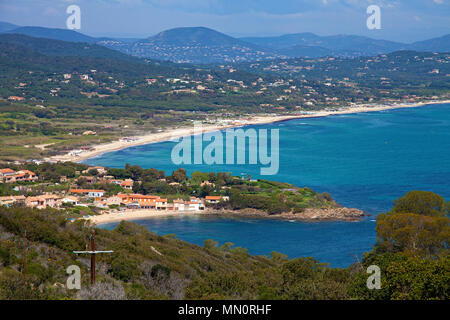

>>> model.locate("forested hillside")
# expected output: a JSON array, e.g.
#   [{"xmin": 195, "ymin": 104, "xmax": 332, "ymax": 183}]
[
  {"xmin": 0, "ymin": 190, "xmax": 448, "ymax": 300},
  {"xmin": 0, "ymin": 35, "xmax": 448, "ymax": 161}
]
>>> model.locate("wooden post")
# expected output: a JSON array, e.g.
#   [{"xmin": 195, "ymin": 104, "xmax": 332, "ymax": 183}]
[
  {"xmin": 23, "ymin": 230, "xmax": 27, "ymax": 278},
  {"xmin": 90, "ymin": 231, "xmax": 95, "ymax": 285},
  {"xmin": 73, "ymin": 230, "xmax": 113, "ymax": 285}
]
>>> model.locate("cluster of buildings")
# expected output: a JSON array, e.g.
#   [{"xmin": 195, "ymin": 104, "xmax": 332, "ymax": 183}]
[
  {"xmin": 0, "ymin": 186, "xmax": 229, "ymax": 213},
  {"xmin": 88, "ymin": 193, "xmax": 228, "ymax": 212},
  {"xmin": 75, "ymin": 175, "xmax": 134, "ymax": 190},
  {"xmin": 0, "ymin": 194, "xmax": 61, "ymax": 209},
  {"xmin": 0, "ymin": 165, "xmax": 230, "ymax": 214},
  {"xmin": 102, "ymin": 178, "xmax": 133, "ymax": 190},
  {"xmin": 0, "ymin": 168, "xmax": 38, "ymax": 183}
]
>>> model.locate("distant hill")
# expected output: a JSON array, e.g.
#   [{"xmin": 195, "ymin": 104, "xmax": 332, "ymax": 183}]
[
  {"xmin": 277, "ymin": 44, "xmax": 333, "ymax": 58},
  {"xmin": 1, "ymin": 22, "xmax": 448, "ymax": 62},
  {"xmin": 5, "ymin": 26, "xmax": 98, "ymax": 43},
  {"xmin": 234, "ymin": 50, "xmax": 450, "ymax": 87},
  {"xmin": 241, "ymin": 33, "xmax": 408, "ymax": 57},
  {"xmin": 110, "ymin": 26, "xmax": 284, "ymax": 63},
  {"xmin": 241, "ymin": 33, "xmax": 320, "ymax": 50},
  {"xmin": 0, "ymin": 34, "xmax": 143, "ymax": 63},
  {"xmin": 409, "ymin": 34, "xmax": 450, "ymax": 53},
  {"xmin": 147, "ymin": 26, "xmax": 246, "ymax": 46},
  {"xmin": 0, "ymin": 21, "xmax": 18, "ymax": 33},
  {"xmin": 308, "ymin": 34, "xmax": 405, "ymax": 55},
  {"xmin": 0, "ymin": 39, "xmax": 181, "ymax": 80}
]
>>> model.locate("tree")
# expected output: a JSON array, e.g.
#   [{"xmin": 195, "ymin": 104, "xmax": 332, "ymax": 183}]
[
  {"xmin": 190, "ymin": 171, "xmax": 209, "ymax": 185},
  {"xmin": 88, "ymin": 169, "xmax": 99, "ymax": 176},
  {"xmin": 279, "ymin": 258, "xmax": 350, "ymax": 300},
  {"xmin": 348, "ymin": 253, "xmax": 450, "ymax": 300},
  {"xmin": 391, "ymin": 191, "xmax": 448, "ymax": 217},
  {"xmin": 375, "ymin": 212, "xmax": 449, "ymax": 257},
  {"xmin": 126, "ymin": 165, "xmax": 143, "ymax": 181},
  {"xmin": 374, "ymin": 191, "xmax": 450, "ymax": 257},
  {"xmin": 142, "ymin": 168, "xmax": 164, "ymax": 182},
  {"xmin": 171, "ymin": 168, "xmax": 187, "ymax": 183}
]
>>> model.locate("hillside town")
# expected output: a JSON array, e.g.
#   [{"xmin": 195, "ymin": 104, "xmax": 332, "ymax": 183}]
[
  {"xmin": 0, "ymin": 162, "xmax": 354, "ymax": 223},
  {"xmin": 0, "ymin": 164, "xmax": 231, "ymax": 217},
  {"xmin": 4, "ymin": 52, "xmax": 449, "ymax": 114}
]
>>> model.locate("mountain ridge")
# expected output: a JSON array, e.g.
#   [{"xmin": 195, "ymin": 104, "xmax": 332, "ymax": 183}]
[
  {"xmin": 0, "ymin": 21, "xmax": 18, "ymax": 33},
  {"xmin": 125, "ymin": 26, "xmax": 282, "ymax": 63},
  {"xmin": 5, "ymin": 26, "xmax": 98, "ymax": 43},
  {"xmin": 241, "ymin": 32, "xmax": 450, "ymax": 57},
  {"xmin": 0, "ymin": 33, "xmax": 142, "ymax": 63},
  {"xmin": 1, "ymin": 22, "xmax": 448, "ymax": 62}
]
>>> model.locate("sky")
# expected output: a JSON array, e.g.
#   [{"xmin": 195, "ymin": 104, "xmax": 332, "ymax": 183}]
[{"xmin": 0, "ymin": 0, "xmax": 449, "ymax": 42}]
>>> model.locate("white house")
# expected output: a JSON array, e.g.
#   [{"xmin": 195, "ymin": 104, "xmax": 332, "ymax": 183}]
[
  {"xmin": 173, "ymin": 199, "xmax": 185, "ymax": 211},
  {"xmin": 88, "ymin": 190, "xmax": 105, "ymax": 198},
  {"xmin": 62, "ymin": 196, "xmax": 79, "ymax": 206},
  {"xmin": 70, "ymin": 189, "xmax": 105, "ymax": 198},
  {"xmin": 106, "ymin": 196, "xmax": 122, "ymax": 206}
]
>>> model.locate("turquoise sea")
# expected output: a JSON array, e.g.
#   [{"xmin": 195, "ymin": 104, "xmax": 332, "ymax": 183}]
[{"xmin": 89, "ymin": 103, "xmax": 450, "ymax": 267}]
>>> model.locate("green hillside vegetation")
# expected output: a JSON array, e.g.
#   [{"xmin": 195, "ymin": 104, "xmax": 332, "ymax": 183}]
[
  {"xmin": 235, "ymin": 51, "xmax": 450, "ymax": 96},
  {"xmin": 0, "ymin": 36, "xmax": 448, "ymax": 162},
  {"xmin": 0, "ymin": 190, "xmax": 448, "ymax": 300},
  {"xmin": 0, "ymin": 34, "xmax": 139, "ymax": 61},
  {"xmin": 5, "ymin": 27, "xmax": 97, "ymax": 43},
  {"xmin": 0, "ymin": 162, "xmax": 336, "ymax": 215}
]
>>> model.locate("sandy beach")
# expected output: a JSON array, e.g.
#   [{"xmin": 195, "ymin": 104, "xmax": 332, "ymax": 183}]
[
  {"xmin": 83, "ymin": 205, "xmax": 366, "ymax": 225},
  {"xmin": 48, "ymin": 100, "xmax": 450, "ymax": 163},
  {"xmin": 85, "ymin": 209, "xmax": 220, "ymax": 225}
]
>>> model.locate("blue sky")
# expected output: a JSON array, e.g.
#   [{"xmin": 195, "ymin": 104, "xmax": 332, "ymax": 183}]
[{"xmin": 0, "ymin": 0, "xmax": 449, "ymax": 42}]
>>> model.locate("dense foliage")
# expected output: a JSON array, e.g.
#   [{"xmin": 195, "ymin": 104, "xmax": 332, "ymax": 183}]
[
  {"xmin": 0, "ymin": 190, "xmax": 448, "ymax": 300},
  {"xmin": 0, "ymin": 35, "xmax": 448, "ymax": 162}
]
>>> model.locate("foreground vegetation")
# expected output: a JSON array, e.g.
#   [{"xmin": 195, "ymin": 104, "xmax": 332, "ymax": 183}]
[{"xmin": 0, "ymin": 190, "xmax": 448, "ymax": 300}]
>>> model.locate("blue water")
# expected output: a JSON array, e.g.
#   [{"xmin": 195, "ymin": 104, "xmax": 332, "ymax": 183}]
[{"xmin": 90, "ymin": 103, "xmax": 450, "ymax": 267}]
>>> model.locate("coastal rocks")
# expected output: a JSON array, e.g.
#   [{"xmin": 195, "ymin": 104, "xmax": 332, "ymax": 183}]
[
  {"xmin": 295, "ymin": 207, "xmax": 366, "ymax": 221},
  {"xmin": 229, "ymin": 207, "xmax": 367, "ymax": 221}
]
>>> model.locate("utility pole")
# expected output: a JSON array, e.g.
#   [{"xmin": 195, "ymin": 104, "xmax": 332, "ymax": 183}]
[
  {"xmin": 23, "ymin": 229, "xmax": 27, "ymax": 278},
  {"xmin": 73, "ymin": 230, "xmax": 113, "ymax": 285}
]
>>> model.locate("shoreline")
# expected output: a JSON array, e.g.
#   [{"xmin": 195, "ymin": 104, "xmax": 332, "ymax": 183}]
[
  {"xmin": 47, "ymin": 100, "xmax": 450, "ymax": 164},
  {"xmin": 84, "ymin": 207, "xmax": 367, "ymax": 226}
]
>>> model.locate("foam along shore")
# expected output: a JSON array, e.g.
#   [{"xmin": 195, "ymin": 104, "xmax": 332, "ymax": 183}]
[{"xmin": 48, "ymin": 100, "xmax": 450, "ymax": 163}]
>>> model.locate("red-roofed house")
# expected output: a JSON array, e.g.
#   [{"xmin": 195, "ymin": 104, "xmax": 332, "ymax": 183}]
[
  {"xmin": 0, "ymin": 195, "xmax": 26, "ymax": 207},
  {"xmin": 0, "ymin": 168, "xmax": 16, "ymax": 182},
  {"xmin": 0, "ymin": 169, "xmax": 38, "ymax": 183},
  {"xmin": 205, "ymin": 196, "xmax": 221, "ymax": 203},
  {"xmin": 117, "ymin": 193, "xmax": 167, "ymax": 209},
  {"xmin": 8, "ymin": 96, "xmax": 25, "ymax": 101},
  {"xmin": 121, "ymin": 179, "xmax": 134, "ymax": 190},
  {"xmin": 70, "ymin": 189, "xmax": 105, "ymax": 198},
  {"xmin": 26, "ymin": 194, "xmax": 61, "ymax": 209},
  {"xmin": 17, "ymin": 170, "xmax": 38, "ymax": 182}
]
